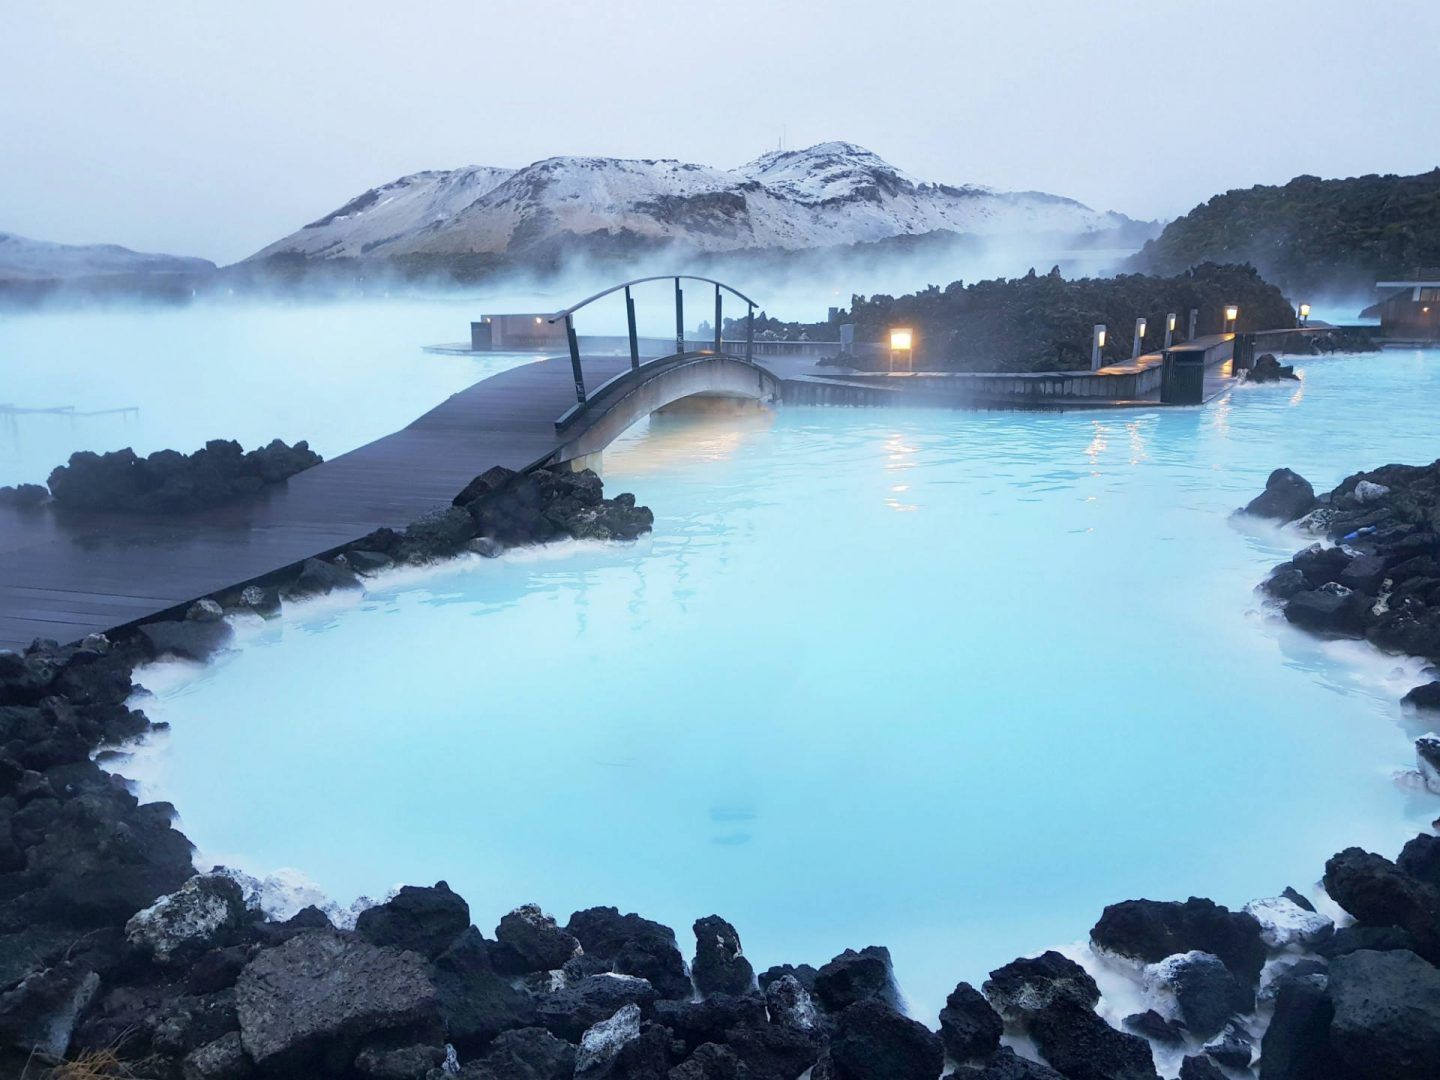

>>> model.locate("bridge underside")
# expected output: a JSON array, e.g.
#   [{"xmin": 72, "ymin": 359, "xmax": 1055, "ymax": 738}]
[{"xmin": 547, "ymin": 352, "xmax": 781, "ymax": 470}]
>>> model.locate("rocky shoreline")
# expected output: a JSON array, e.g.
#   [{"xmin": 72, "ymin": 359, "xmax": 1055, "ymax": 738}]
[{"xmin": 2, "ymin": 462, "xmax": 1439, "ymax": 1078}]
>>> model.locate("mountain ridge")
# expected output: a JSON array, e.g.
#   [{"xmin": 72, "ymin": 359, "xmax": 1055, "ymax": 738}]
[{"xmin": 247, "ymin": 142, "xmax": 1148, "ymax": 264}]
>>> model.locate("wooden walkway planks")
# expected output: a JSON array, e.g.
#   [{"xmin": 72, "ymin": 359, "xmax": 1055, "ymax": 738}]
[{"xmin": 0, "ymin": 353, "xmax": 635, "ymax": 652}]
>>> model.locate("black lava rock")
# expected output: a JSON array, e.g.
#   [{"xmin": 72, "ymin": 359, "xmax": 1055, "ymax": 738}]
[
  {"xmin": 1027, "ymin": 999, "xmax": 1158, "ymax": 1080},
  {"xmin": 982, "ymin": 951, "xmax": 1099, "ymax": 1017},
  {"xmin": 1259, "ymin": 972, "xmax": 1333, "ymax": 1080},
  {"xmin": 824, "ymin": 999, "xmax": 942, "ymax": 1080},
  {"xmin": 814, "ymin": 947, "xmax": 898, "ymax": 1013},
  {"xmin": 1328, "ymin": 949, "xmax": 1440, "ymax": 1079},
  {"xmin": 1243, "ymin": 468, "xmax": 1316, "ymax": 523},
  {"xmin": 493, "ymin": 903, "xmax": 581, "ymax": 974},
  {"xmin": 1090, "ymin": 897, "xmax": 1266, "ymax": 992},
  {"xmin": 1323, "ymin": 848, "xmax": 1440, "ymax": 963},
  {"xmin": 431, "ymin": 928, "xmax": 537, "ymax": 1055},
  {"xmin": 1403, "ymin": 681, "xmax": 1440, "ymax": 711},
  {"xmin": 1122, "ymin": 1009, "xmax": 1186, "ymax": 1045},
  {"xmin": 972, "ymin": 1047, "xmax": 1067, "ymax": 1079},
  {"xmin": 938, "ymin": 980, "xmax": 1002, "ymax": 1061},
  {"xmin": 565, "ymin": 907, "xmax": 691, "ymax": 1000},
  {"xmin": 355, "ymin": 882, "xmax": 470, "ymax": 959},
  {"xmin": 692, "ymin": 915, "xmax": 755, "ymax": 997},
  {"xmin": 1284, "ymin": 584, "xmax": 1367, "ymax": 636}
]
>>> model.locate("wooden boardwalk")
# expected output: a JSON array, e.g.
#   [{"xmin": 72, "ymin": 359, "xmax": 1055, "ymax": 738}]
[{"xmin": 0, "ymin": 354, "xmax": 638, "ymax": 652}]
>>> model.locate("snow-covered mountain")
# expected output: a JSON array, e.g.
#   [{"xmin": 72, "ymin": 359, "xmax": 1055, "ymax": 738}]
[
  {"xmin": 0, "ymin": 232, "xmax": 215, "ymax": 281},
  {"xmin": 247, "ymin": 142, "xmax": 1142, "ymax": 263}
]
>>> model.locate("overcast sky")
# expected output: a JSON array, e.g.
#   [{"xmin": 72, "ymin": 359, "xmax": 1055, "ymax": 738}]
[{"xmin": 3, "ymin": 0, "xmax": 1436, "ymax": 265}]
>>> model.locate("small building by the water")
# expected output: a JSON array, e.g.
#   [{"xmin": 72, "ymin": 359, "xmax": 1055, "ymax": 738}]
[
  {"xmin": 470, "ymin": 314, "xmax": 568, "ymax": 351},
  {"xmin": 1366, "ymin": 273, "xmax": 1440, "ymax": 342}
]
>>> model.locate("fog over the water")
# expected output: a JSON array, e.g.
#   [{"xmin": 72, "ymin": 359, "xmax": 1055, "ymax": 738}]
[{"xmin": 3, "ymin": 0, "xmax": 1436, "ymax": 264}]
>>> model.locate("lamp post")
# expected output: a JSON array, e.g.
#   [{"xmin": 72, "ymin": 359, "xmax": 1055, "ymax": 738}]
[
  {"xmin": 889, "ymin": 327, "xmax": 914, "ymax": 372},
  {"xmin": 1131, "ymin": 317, "xmax": 1148, "ymax": 359},
  {"xmin": 1188, "ymin": 309, "xmax": 1199, "ymax": 341},
  {"xmin": 1164, "ymin": 312, "xmax": 1177, "ymax": 350},
  {"xmin": 1091, "ymin": 324, "xmax": 1107, "ymax": 371},
  {"xmin": 1298, "ymin": 302, "xmax": 1311, "ymax": 327},
  {"xmin": 1224, "ymin": 304, "xmax": 1240, "ymax": 335}
]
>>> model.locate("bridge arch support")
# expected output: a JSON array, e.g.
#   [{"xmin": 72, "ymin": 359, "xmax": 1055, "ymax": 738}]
[{"xmin": 546, "ymin": 352, "xmax": 780, "ymax": 469}]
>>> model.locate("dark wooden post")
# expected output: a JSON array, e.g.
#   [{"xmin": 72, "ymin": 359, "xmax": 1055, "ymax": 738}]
[
  {"xmin": 625, "ymin": 286, "xmax": 639, "ymax": 371},
  {"xmin": 674, "ymin": 277, "xmax": 684, "ymax": 355},
  {"xmin": 565, "ymin": 314, "xmax": 585, "ymax": 404},
  {"xmin": 714, "ymin": 285, "xmax": 722, "ymax": 353},
  {"xmin": 746, "ymin": 303, "xmax": 754, "ymax": 363}
]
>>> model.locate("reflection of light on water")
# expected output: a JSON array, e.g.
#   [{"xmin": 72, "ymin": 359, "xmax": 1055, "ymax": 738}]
[
  {"xmin": 1125, "ymin": 420, "xmax": 1148, "ymax": 466},
  {"xmin": 1084, "ymin": 422, "xmax": 1109, "ymax": 470},
  {"xmin": 1289, "ymin": 380, "xmax": 1306, "ymax": 407},
  {"xmin": 884, "ymin": 433, "xmax": 918, "ymax": 471},
  {"xmin": 1211, "ymin": 396, "xmax": 1232, "ymax": 438},
  {"xmin": 603, "ymin": 408, "xmax": 776, "ymax": 475},
  {"xmin": 885, "ymin": 481, "xmax": 917, "ymax": 512}
]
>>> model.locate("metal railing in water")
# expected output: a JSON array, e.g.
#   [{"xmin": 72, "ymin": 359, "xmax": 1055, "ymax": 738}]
[{"xmin": 547, "ymin": 275, "xmax": 760, "ymax": 405}]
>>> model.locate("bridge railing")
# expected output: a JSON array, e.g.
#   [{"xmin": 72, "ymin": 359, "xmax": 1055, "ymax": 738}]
[{"xmin": 547, "ymin": 275, "xmax": 760, "ymax": 405}]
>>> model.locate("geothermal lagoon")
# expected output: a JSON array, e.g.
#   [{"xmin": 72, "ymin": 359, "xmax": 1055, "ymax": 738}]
[{"xmin": 3, "ymin": 303, "xmax": 1437, "ymax": 1020}]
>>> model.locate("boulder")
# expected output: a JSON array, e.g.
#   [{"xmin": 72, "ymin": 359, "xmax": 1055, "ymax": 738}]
[
  {"xmin": 938, "ymin": 980, "xmax": 1002, "ymax": 1061},
  {"xmin": 1242, "ymin": 896, "xmax": 1334, "ymax": 950},
  {"xmin": 1091, "ymin": 897, "xmax": 1268, "ymax": 991},
  {"xmin": 0, "ymin": 960, "xmax": 100, "ymax": 1057},
  {"xmin": 692, "ymin": 915, "xmax": 755, "ymax": 997},
  {"xmin": 566, "ymin": 907, "xmax": 692, "ymax": 1000},
  {"xmin": 234, "ymin": 584, "xmax": 281, "ymax": 617},
  {"xmin": 973, "ymin": 1047, "xmax": 1067, "ymax": 1079},
  {"xmin": 1290, "ymin": 543, "xmax": 1355, "ymax": 586},
  {"xmin": 1339, "ymin": 553, "xmax": 1390, "ymax": 594},
  {"xmin": 452, "ymin": 466, "xmax": 517, "ymax": 508},
  {"xmin": 1121, "ymin": 1010, "xmax": 1185, "ymax": 1044},
  {"xmin": 1281, "ymin": 886, "xmax": 1316, "ymax": 912},
  {"xmin": 431, "ymin": 928, "xmax": 538, "ymax": 1054},
  {"xmin": 1397, "ymin": 833, "xmax": 1440, "ymax": 889},
  {"xmin": 1201, "ymin": 1020, "xmax": 1252, "ymax": 1068},
  {"xmin": 764, "ymin": 974, "xmax": 820, "ymax": 1033},
  {"xmin": 125, "ymin": 873, "xmax": 248, "ymax": 963},
  {"xmin": 1416, "ymin": 734, "xmax": 1440, "ymax": 794},
  {"xmin": 814, "ymin": 947, "xmax": 899, "ymax": 1012},
  {"xmin": 1328, "ymin": 949, "xmax": 1440, "ymax": 1079},
  {"xmin": 1284, "ymin": 583, "xmax": 1366, "ymax": 636},
  {"xmin": 494, "ymin": 903, "xmax": 581, "ymax": 974},
  {"xmin": 339, "ymin": 550, "xmax": 394, "ymax": 577},
  {"xmin": 1404, "ymin": 683, "xmax": 1440, "ymax": 711},
  {"xmin": 136, "ymin": 618, "xmax": 234, "ymax": 661},
  {"xmin": 1259, "ymin": 973, "xmax": 1333, "ymax": 1080},
  {"xmin": 825, "ymin": 999, "xmax": 942, "ymax": 1080},
  {"xmin": 181, "ymin": 1030, "xmax": 252, "ymax": 1080},
  {"xmin": 1323, "ymin": 848, "xmax": 1440, "ymax": 962},
  {"xmin": 355, "ymin": 882, "xmax": 469, "ymax": 959},
  {"xmin": 354, "ymin": 1042, "xmax": 447, "ymax": 1078},
  {"xmin": 574, "ymin": 1003, "xmax": 641, "ymax": 1079},
  {"xmin": 284, "ymin": 557, "xmax": 363, "ymax": 598},
  {"xmin": 720, "ymin": 1018, "xmax": 822, "ymax": 1080},
  {"xmin": 668, "ymin": 1042, "xmax": 749, "ymax": 1080},
  {"xmin": 234, "ymin": 931, "xmax": 438, "ymax": 1069},
  {"xmin": 468, "ymin": 1026, "xmax": 575, "ymax": 1080},
  {"xmin": 982, "ymin": 951, "xmax": 1099, "ymax": 1018},
  {"xmin": 1318, "ymin": 924, "xmax": 1419, "ymax": 959},
  {"xmin": 1249, "ymin": 354, "xmax": 1299, "ymax": 383},
  {"xmin": 758, "ymin": 963, "xmax": 819, "ymax": 993},
  {"xmin": 1027, "ymin": 999, "xmax": 1158, "ymax": 1080},
  {"xmin": 535, "ymin": 974, "xmax": 657, "ymax": 1042},
  {"xmin": 1177, "ymin": 1056, "xmax": 1226, "ymax": 1080},
  {"xmin": 1142, "ymin": 951, "xmax": 1244, "ymax": 1040},
  {"xmin": 400, "ymin": 507, "xmax": 476, "ymax": 561},
  {"xmin": 655, "ymin": 994, "xmax": 766, "ymax": 1052},
  {"xmin": 1262, "ymin": 566, "xmax": 1309, "ymax": 600},
  {"xmin": 0, "ymin": 483, "xmax": 48, "ymax": 507},
  {"xmin": 187, "ymin": 598, "xmax": 225, "ymax": 622},
  {"xmin": 1243, "ymin": 468, "xmax": 1316, "ymax": 523}
]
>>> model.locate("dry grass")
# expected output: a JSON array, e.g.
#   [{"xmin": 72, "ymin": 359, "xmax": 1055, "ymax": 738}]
[{"xmin": 20, "ymin": 1042, "xmax": 162, "ymax": 1080}]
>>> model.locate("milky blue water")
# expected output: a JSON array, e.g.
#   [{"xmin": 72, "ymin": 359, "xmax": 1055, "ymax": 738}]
[
  {"xmin": 5, "ymin": 302, "xmax": 1437, "ymax": 1022},
  {"xmin": 99, "ymin": 342, "xmax": 1436, "ymax": 1023}
]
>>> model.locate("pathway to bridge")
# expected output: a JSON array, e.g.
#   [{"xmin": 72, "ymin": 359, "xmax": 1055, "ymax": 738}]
[{"xmin": 0, "ymin": 349, "xmax": 830, "ymax": 651}]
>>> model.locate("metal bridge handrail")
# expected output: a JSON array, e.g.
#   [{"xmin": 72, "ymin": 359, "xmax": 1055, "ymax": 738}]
[{"xmin": 546, "ymin": 275, "xmax": 760, "ymax": 323}]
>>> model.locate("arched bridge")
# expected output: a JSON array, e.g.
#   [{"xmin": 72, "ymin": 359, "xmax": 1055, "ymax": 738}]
[{"xmin": 542, "ymin": 276, "xmax": 782, "ymax": 468}]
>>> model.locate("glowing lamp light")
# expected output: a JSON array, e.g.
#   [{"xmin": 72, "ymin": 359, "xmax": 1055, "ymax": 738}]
[
  {"xmin": 1167, "ymin": 313, "xmax": 1177, "ymax": 332},
  {"xmin": 1225, "ymin": 304, "xmax": 1240, "ymax": 322},
  {"xmin": 1096, "ymin": 328, "xmax": 1107, "ymax": 348},
  {"xmin": 1136, "ymin": 318, "xmax": 1147, "ymax": 335},
  {"xmin": 1299, "ymin": 303, "xmax": 1311, "ymax": 318},
  {"xmin": 534, "ymin": 316, "xmax": 543, "ymax": 324},
  {"xmin": 889, "ymin": 328, "xmax": 914, "ymax": 351}
]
